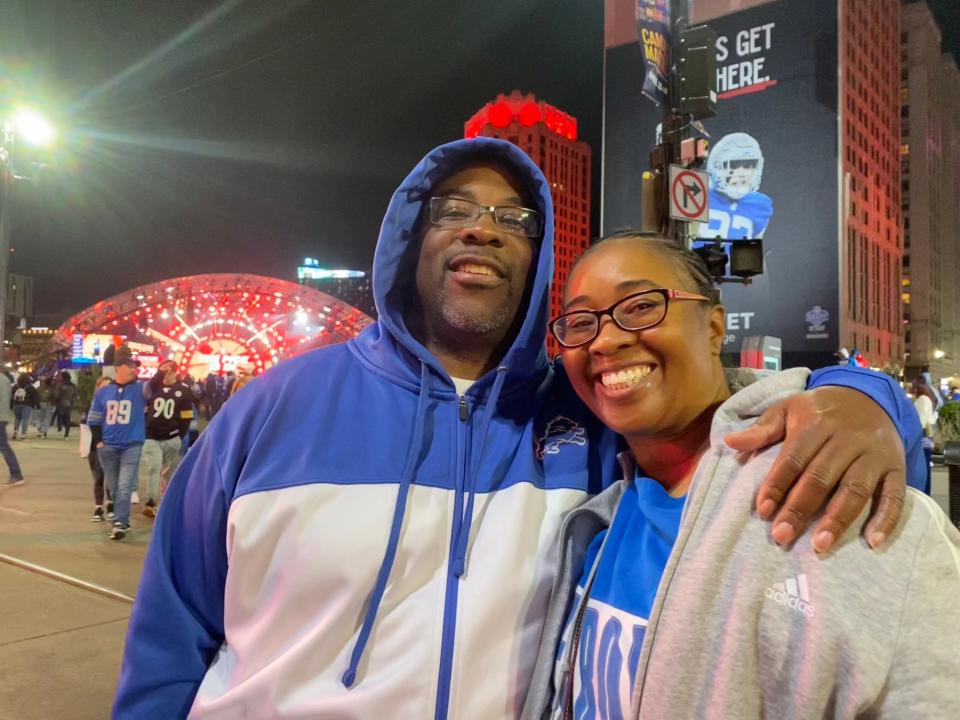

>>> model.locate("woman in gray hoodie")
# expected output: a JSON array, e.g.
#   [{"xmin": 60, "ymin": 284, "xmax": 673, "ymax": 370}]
[{"xmin": 524, "ymin": 233, "xmax": 959, "ymax": 719}]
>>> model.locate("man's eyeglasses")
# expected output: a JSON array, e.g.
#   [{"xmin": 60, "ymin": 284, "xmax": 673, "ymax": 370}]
[
  {"xmin": 428, "ymin": 196, "xmax": 543, "ymax": 239},
  {"xmin": 549, "ymin": 289, "xmax": 711, "ymax": 348}
]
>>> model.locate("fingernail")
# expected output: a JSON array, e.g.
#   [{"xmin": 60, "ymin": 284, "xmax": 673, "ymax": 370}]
[
  {"xmin": 772, "ymin": 522, "xmax": 794, "ymax": 545},
  {"xmin": 868, "ymin": 531, "xmax": 886, "ymax": 549},
  {"xmin": 812, "ymin": 530, "xmax": 834, "ymax": 553},
  {"xmin": 758, "ymin": 499, "xmax": 777, "ymax": 519}
]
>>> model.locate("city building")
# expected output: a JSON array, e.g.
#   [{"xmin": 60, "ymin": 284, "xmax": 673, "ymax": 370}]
[
  {"xmin": 465, "ymin": 90, "xmax": 591, "ymax": 355},
  {"xmin": 838, "ymin": 0, "xmax": 903, "ymax": 372},
  {"xmin": 6, "ymin": 272, "xmax": 34, "ymax": 324},
  {"xmin": 603, "ymin": 0, "xmax": 904, "ymax": 370},
  {"xmin": 900, "ymin": 1, "xmax": 960, "ymax": 383},
  {"xmin": 1, "ymin": 272, "xmax": 34, "ymax": 363},
  {"xmin": 297, "ymin": 258, "xmax": 376, "ymax": 318},
  {"xmin": 12, "ymin": 325, "xmax": 53, "ymax": 367}
]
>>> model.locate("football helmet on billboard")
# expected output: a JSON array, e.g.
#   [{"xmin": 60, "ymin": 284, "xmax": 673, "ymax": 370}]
[{"xmin": 708, "ymin": 132, "xmax": 764, "ymax": 200}]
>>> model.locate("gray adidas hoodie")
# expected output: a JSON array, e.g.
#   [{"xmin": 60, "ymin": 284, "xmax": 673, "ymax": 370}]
[{"xmin": 523, "ymin": 367, "xmax": 960, "ymax": 719}]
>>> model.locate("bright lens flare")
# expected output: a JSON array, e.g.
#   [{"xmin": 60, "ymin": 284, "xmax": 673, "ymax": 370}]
[{"xmin": 12, "ymin": 109, "xmax": 56, "ymax": 147}]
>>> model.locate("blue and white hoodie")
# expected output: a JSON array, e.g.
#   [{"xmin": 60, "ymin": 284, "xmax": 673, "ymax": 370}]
[
  {"xmin": 113, "ymin": 138, "xmax": 921, "ymax": 720},
  {"xmin": 113, "ymin": 138, "xmax": 617, "ymax": 719}
]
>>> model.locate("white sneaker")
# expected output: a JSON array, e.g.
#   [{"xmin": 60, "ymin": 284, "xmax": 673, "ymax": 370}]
[{"xmin": 131, "ymin": 492, "xmax": 140, "ymax": 504}]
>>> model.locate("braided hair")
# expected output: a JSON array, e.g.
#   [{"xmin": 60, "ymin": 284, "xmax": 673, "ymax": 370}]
[{"xmin": 570, "ymin": 230, "xmax": 721, "ymax": 305}]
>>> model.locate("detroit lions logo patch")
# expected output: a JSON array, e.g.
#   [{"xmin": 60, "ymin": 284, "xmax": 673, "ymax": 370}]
[{"xmin": 535, "ymin": 416, "xmax": 586, "ymax": 459}]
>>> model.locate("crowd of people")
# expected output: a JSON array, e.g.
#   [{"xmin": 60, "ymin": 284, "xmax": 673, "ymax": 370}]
[
  {"xmin": 1, "ymin": 354, "xmax": 255, "ymax": 538},
  {"xmin": 197, "ymin": 368, "xmax": 253, "ymax": 420},
  {"xmin": 83, "ymin": 352, "xmax": 251, "ymax": 539},
  {"xmin": 4, "ymin": 369, "xmax": 78, "ymax": 442},
  {"xmin": 0, "ymin": 369, "xmax": 80, "ymax": 487}
]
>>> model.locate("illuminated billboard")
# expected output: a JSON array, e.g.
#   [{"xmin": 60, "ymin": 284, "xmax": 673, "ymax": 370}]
[
  {"xmin": 297, "ymin": 258, "xmax": 366, "ymax": 281},
  {"xmin": 603, "ymin": 0, "xmax": 840, "ymax": 367}
]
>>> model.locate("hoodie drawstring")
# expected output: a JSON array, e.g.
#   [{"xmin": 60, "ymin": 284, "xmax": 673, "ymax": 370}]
[
  {"xmin": 342, "ymin": 363, "xmax": 431, "ymax": 689},
  {"xmin": 451, "ymin": 365, "xmax": 508, "ymax": 578}
]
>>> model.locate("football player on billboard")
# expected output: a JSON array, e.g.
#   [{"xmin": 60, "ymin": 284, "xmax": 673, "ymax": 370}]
[{"xmin": 698, "ymin": 132, "xmax": 774, "ymax": 240}]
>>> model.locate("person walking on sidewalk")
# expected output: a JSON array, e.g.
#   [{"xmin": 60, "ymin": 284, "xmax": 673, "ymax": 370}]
[
  {"xmin": 54, "ymin": 371, "xmax": 77, "ymax": 439},
  {"xmin": 88, "ymin": 349, "xmax": 163, "ymax": 540},
  {"xmin": 11, "ymin": 373, "xmax": 38, "ymax": 441},
  {"xmin": 141, "ymin": 360, "xmax": 194, "ymax": 517},
  {"xmin": 86, "ymin": 376, "xmax": 114, "ymax": 522},
  {"xmin": 0, "ymin": 371, "xmax": 24, "ymax": 486},
  {"xmin": 35, "ymin": 376, "xmax": 56, "ymax": 438}
]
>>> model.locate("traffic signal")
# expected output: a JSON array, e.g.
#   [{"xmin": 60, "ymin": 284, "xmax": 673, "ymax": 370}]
[
  {"xmin": 694, "ymin": 239, "xmax": 764, "ymax": 281},
  {"xmin": 730, "ymin": 239, "xmax": 763, "ymax": 278},
  {"xmin": 675, "ymin": 25, "xmax": 717, "ymax": 120},
  {"xmin": 694, "ymin": 242, "xmax": 728, "ymax": 279}
]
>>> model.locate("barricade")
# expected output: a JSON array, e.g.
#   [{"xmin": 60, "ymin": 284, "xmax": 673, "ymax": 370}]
[{"xmin": 932, "ymin": 440, "xmax": 960, "ymax": 529}]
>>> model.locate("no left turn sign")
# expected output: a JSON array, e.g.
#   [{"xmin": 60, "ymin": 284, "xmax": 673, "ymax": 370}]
[{"xmin": 669, "ymin": 165, "xmax": 709, "ymax": 223}]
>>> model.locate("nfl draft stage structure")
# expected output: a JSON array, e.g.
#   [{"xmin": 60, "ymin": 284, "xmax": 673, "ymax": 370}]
[{"xmin": 50, "ymin": 273, "xmax": 373, "ymax": 378}]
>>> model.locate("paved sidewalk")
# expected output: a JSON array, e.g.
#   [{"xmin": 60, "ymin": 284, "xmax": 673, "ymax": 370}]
[
  {"xmin": 0, "ymin": 431, "xmax": 954, "ymax": 720},
  {"xmin": 0, "ymin": 433, "xmax": 153, "ymax": 720}
]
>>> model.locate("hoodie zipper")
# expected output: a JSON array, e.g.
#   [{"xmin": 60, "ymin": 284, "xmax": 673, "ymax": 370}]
[
  {"xmin": 434, "ymin": 394, "xmax": 470, "ymax": 719},
  {"xmin": 562, "ymin": 598, "xmax": 589, "ymax": 720}
]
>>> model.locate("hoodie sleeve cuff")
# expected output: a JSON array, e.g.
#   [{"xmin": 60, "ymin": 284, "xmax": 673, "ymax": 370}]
[{"xmin": 806, "ymin": 366, "xmax": 926, "ymax": 490}]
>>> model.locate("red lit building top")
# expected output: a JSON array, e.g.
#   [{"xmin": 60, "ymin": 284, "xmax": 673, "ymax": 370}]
[
  {"xmin": 465, "ymin": 96, "xmax": 579, "ymax": 142},
  {"xmin": 465, "ymin": 91, "xmax": 591, "ymax": 355}
]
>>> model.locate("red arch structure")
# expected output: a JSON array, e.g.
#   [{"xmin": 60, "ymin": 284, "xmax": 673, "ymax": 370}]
[{"xmin": 51, "ymin": 273, "xmax": 374, "ymax": 377}]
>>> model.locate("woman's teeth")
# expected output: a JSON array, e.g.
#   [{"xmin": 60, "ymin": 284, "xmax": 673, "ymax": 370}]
[{"xmin": 600, "ymin": 366, "xmax": 652, "ymax": 389}]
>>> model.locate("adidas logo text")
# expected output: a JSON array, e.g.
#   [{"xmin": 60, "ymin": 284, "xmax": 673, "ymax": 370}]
[{"xmin": 764, "ymin": 573, "xmax": 815, "ymax": 618}]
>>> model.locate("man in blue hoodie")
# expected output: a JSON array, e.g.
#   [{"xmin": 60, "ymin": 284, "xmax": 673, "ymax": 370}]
[{"xmin": 114, "ymin": 138, "xmax": 921, "ymax": 719}]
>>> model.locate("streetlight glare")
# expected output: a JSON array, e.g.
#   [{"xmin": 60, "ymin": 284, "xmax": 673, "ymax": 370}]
[{"xmin": 12, "ymin": 109, "xmax": 56, "ymax": 147}]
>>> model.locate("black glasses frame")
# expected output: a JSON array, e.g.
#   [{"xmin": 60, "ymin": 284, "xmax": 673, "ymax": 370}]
[
  {"xmin": 428, "ymin": 196, "xmax": 543, "ymax": 239},
  {"xmin": 549, "ymin": 288, "xmax": 710, "ymax": 348}
]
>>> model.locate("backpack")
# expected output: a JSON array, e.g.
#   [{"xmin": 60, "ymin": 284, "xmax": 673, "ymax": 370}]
[{"xmin": 13, "ymin": 387, "xmax": 27, "ymax": 403}]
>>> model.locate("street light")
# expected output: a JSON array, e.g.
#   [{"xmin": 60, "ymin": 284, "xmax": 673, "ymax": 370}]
[
  {"xmin": 934, "ymin": 349, "xmax": 947, "ymax": 361},
  {"xmin": 0, "ymin": 108, "xmax": 56, "ymax": 363},
  {"xmin": 11, "ymin": 109, "xmax": 56, "ymax": 148}
]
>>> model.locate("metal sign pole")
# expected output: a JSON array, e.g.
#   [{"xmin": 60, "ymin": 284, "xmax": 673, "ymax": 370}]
[{"xmin": 0, "ymin": 128, "xmax": 11, "ymax": 366}]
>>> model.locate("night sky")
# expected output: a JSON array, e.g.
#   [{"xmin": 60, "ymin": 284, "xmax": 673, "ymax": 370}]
[
  {"xmin": 2, "ymin": 0, "xmax": 603, "ymax": 324},
  {"xmin": 2, "ymin": 1, "xmax": 957, "ymax": 325}
]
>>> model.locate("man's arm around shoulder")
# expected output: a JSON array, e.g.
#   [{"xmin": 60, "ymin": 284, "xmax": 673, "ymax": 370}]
[{"xmin": 807, "ymin": 366, "xmax": 925, "ymax": 490}]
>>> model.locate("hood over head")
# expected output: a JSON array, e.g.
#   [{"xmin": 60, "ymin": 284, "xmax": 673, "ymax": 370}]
[{"xmin": 362, "ymin": 137, "xmax": 555, "ymax": 393}]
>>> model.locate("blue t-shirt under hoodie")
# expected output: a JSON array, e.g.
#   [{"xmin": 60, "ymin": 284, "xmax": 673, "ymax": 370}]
[{"xmin": 555, "ymin": 474, "xmax": 685, "ymax": 720}]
